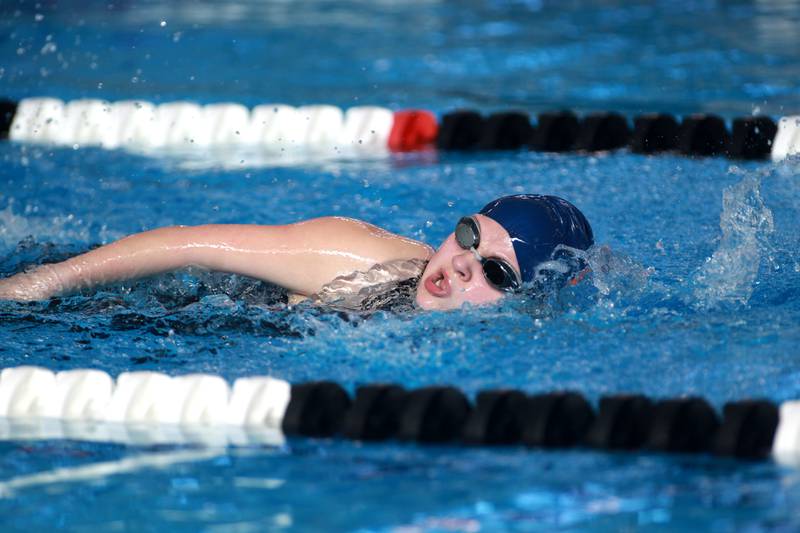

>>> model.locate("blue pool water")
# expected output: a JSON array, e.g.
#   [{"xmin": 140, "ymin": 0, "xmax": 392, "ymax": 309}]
[{"xmin": 1, "ymin": 0, "xmax": 800, "ymax": 530}]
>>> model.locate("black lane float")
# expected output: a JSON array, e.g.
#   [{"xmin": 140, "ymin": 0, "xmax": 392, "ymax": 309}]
[{"xmin": 281, "ymin": 380, "xmax": 789, "ymax": 462}]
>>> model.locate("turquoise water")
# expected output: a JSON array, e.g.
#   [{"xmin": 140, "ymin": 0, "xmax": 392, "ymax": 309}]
[{"xmin": 1, "ymin": 1, "xmax": 800, "ymax": 531}]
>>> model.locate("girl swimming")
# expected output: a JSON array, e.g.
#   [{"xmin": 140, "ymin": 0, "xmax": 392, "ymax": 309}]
[{"xmin": 0, "ymin": 194, "xmax": 594, "ymax": 311}]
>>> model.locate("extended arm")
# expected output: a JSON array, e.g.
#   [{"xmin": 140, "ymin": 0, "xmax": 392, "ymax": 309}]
[{"xmin": 0, "ymin": 217, "xmax": 433, "ymax": 301}]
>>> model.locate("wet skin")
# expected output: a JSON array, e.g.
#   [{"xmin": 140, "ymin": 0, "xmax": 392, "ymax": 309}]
[
  {"xmin": 415, "ymin": 214, "xmax": 521, "ymax": 311},
  {"xmin": 0, "ymin": 215, "xmax": 521, "ymax": 311}
]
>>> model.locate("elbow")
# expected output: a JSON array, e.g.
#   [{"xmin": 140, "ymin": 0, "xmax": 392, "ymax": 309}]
[
  {"xmin": 141, "ymin": 225, "xmax": 207, "ymax": 270},
  {"xmin": 168, "ymin": 225, "xmax": 227, "ymax": 271}
]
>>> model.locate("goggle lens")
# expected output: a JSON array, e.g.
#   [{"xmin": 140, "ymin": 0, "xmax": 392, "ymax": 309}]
[
  {"xmin": 454, "ymin": 216, "xmax": 521, "ymax": 292},
  {"xmin": 483, "ymin": 260, "xmax": 511, "ymax": 288},
  {"xmin": 455, "ymin": 217, "xmax": 480, "ymax": 249}
]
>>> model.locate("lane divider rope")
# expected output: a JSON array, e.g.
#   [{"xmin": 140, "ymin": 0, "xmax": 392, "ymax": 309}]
[
  {"xmin": 1, "ymin": 98, "xmax": 798, "ymax": 161},
  {"xmin": 0, "ymin": 366, "xmax": 797, "ymax": 464}
]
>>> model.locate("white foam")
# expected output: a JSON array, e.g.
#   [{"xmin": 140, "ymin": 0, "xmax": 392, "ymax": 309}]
[{"xmin": 691, "ymin": 174, "xmax": 774, "ymax": 308}]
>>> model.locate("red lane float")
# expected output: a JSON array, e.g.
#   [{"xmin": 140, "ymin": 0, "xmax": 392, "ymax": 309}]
[{"xmin": 388, "ymin": 110, "xmax": 438, "ymax": 152}]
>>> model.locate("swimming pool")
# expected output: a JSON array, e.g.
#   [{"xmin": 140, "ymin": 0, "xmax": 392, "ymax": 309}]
[{"xmin": 2, "ymin": 0, "xmax": 800, "ymax": 530}]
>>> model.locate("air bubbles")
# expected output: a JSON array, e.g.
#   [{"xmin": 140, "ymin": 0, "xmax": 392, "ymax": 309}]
[{"xmin": 160, "ymin": 20, "xmax": 167, "ymax": 27}]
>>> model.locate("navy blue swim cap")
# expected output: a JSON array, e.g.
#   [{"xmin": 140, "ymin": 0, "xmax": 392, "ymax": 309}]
[{"xmin": 479, "ymin": 194, "xmax": 594, "ymax": 284}]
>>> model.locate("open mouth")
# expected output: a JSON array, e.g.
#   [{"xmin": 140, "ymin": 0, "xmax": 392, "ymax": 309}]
[{"xmin": 424, "ymin": 268, "xmax": 451, "ymax": 297}]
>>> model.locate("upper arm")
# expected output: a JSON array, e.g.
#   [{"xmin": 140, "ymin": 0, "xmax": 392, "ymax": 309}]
[{"xmin": 188, "ymin": 217, "xmax": 432, "ymax": 295}]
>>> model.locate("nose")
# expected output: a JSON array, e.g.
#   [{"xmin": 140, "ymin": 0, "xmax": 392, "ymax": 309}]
[{"xmin": 452, "ymin": 250, "xmax": 478, "ymax": 282}]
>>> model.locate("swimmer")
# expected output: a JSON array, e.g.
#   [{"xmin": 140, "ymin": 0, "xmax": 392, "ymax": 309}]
[{"xmin": 0, "ymin": 195, "xmax": 593, "ymax": 312}]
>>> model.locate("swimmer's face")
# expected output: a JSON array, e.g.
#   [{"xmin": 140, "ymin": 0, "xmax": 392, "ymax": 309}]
[{"xmin": 416, "ymin": 214, "xmax": 521, "ymax": 311}]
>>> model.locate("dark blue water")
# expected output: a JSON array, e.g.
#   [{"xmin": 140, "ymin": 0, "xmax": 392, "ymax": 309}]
[{"xmin": 1, "ymin": 1, "xmax": 800, "ymax": 531}]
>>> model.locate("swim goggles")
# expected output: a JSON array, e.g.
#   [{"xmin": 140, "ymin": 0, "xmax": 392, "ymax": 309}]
[{"xmin": 454, "ymin": 216, "xmax": 522, "ymax": 292}]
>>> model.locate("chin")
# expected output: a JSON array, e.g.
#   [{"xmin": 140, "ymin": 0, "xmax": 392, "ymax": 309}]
[
  {"xmin": 415, "ymin": 288, "xmax": 452, "ymax": 311},
  {"xmin": 415, "ymin": 289, "xmax": 501, "ymax": 311}
]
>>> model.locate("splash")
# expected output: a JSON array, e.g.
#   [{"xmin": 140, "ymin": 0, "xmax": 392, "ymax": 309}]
[
  {"xmin": 584, "ymin": 244, "xmax": 653, "ymax": 298},
  {"xmin": 502, "ymin": 244, "xmax": 654, "ymax": 319},
  {"xmin": 0, "ymin": 201, "xmax": 94, "ymax": 251},
  {"xmin": 691, "ymin": 173, "xmax": 774, "ymax": 309},
  {"xmin": 530, "ymin": 243, "xmax": 653, "ymax": 300}
]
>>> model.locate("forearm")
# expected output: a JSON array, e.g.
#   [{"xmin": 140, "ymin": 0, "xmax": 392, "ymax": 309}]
[{"xmin": 0, "ymin": 226, "xmax": 196, "ymax": 301}]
